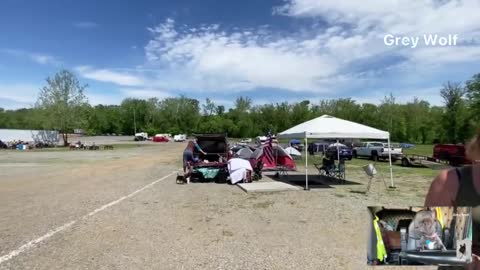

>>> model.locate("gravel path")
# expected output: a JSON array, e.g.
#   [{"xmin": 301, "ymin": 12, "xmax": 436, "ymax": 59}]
[{"xmin": 0, "ymin": 142, "xmax": 438, "ymax": 270}]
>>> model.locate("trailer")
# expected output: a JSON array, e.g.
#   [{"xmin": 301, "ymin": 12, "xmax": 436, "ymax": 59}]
[{"xmin": 401, "ymin": 154, "xmax": 451, "ymax": 170}]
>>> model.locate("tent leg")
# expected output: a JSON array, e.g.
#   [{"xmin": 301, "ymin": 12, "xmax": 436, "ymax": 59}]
[
  {"xmin": 336, "ymin": 139, "xmax": 340, "ymax": 162},
  {"xmin": 388, "ymin": 136, "xmax": 395, "ymax": 189},
  {"xmin": 305, "ymin": 137, "xmax": 308, "ymax": 190}
]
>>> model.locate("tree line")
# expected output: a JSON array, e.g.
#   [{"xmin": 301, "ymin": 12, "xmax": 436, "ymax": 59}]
[{"xmin": 0, "ymin": 70, "xmax": 479, "ymax": 145}]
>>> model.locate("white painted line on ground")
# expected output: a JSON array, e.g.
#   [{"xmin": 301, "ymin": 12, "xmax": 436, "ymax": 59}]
[{"xmin": 0, "ymin": 171, "xmax": 176, "ymax": 265}]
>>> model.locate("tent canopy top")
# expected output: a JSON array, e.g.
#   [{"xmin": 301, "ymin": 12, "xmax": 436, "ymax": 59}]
[{"xmin": 277, "ymin": 115, "xmax": 390, "ymax": 140}]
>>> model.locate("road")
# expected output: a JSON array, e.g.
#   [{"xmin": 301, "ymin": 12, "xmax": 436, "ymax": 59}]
[{"xmin": 0, "ymin": 142, "xmax": 436, "ymax": 269}]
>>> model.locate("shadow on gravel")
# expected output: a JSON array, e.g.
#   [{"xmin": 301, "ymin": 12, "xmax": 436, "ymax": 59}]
[
  {"xmin": 266, "ymin": 174, "xmax": 333, "ymax": 189},
  {"xmin": 266, "ymin": 174, "xmax": 363, "ymax": 189}
]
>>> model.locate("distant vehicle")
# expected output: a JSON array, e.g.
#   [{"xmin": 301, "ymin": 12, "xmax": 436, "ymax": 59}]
[
  {"xmin": 307, "ymin": 141, "xmax": 330, "ymax": 155},
  {"xmin": 179, "ymin": 133, "xmax": 231, "ymax": 183},
  {"xmin": 400, "ymin": 143, "xmax": 416, "ymax": 149},
  {"xmin": 401, "ymin": 144, "xmax": 471, "ymax": 167},
  {"xmin": 325, "ymin": 145, "xmax": 353, "ymax": 160},
  {"xmin": 289, "ymin": 139, "xmax": 304, "ymax": 152},
  {"xmin": 153, "ymin": 134, "xmax": 170, "ymax": 142},
  {"xmin": 353, "ymin": 141, "xmax": 403, "ymax": 161},
  {"xmin": 173, "ymin": 134, "xmax": 187, "ymax": 142},
  {"xmin": 256, "ymin": 134, "xmax": 278, "ymax": 145},
  {"xmin": 134, "ymin": 132, "xmax": 148, "ymax": 141},
  {"xmin": 433, "ymin": 144, "xmax": 470, "ymax": 166},
  {"xmin": 240, "ymin": 138, "xmax": 252, "ymax": 143},
  {"xmin": 255, "ymin": 136, "xmax": 268, "ymax": 145}
]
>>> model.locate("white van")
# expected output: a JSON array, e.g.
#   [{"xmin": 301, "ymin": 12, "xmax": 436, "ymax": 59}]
[{"xmin": 174, "ymin": 134, "xmax": 187, "ymax": 142}]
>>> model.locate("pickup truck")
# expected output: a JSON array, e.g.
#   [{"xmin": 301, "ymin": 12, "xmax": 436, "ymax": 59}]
[
  {"xmin": 353, "ymin": 141, "xmax": 403, "ymax": 161},
  {"xmin": 433, "ymin": 144, "xmax": 470, "ymax": 166},
  {"xmin": 173, "ymin": 134, "xmax": 187, "ymax": 142},
  {"xmin": 134, "ymin": 132, "xmax": 148, "ymax": 141}
]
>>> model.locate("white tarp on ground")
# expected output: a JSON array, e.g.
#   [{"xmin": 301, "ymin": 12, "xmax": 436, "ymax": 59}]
[
  {"xmin": 228, "ymin": 158, "xmax": 253, "ymax": 184},
  {"xmin": 0, "ymin": 129, "xmax": 60, "ymax": 143},
  {"xmin": 284, "ymin": 147, "xmax": 301, "ymax": 156}
]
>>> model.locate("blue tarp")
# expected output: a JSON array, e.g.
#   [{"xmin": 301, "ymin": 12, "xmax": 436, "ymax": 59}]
[{"xmin": 290, "ymin": 139, "xmax": 301, "ymax": 145}]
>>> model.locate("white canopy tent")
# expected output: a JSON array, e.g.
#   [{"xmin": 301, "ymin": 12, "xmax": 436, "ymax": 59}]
[{"xmin": 277, "ymin": 115, "xmax": 394, "ymax": 190}]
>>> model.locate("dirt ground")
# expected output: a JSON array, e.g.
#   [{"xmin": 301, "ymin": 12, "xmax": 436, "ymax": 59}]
[{"xmin": 0, "ymin": 139, "xmax": 440, "ymax": 270}]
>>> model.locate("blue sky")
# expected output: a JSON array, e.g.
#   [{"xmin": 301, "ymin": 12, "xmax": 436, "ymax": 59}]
[{"xmin": 1, "ymin": 0, "xmax": 480, "ymax": 109}]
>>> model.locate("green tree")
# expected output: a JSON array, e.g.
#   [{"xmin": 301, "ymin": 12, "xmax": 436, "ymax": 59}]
[
  {"xmin": 202, "ymin": 98, "xmax": 216, "ymax": 116},
  {"xmin": 465, "ymin": 73, "xmax": 480, "ymax": 130},
  {"xmin": 440, "ymin": 82, "xmax": 468, "ymax": 143},
  {"xmin": 36, "ymin": 70, "xmax": 88, "ymax": 146}
]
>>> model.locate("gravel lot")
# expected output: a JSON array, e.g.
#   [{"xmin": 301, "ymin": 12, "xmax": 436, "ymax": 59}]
[{"xmin": 0, "ymin": 138, "xmax": 438, "ymax": 270}]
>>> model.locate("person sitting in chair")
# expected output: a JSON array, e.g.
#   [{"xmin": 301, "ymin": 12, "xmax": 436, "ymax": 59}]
[{"xmin": 183, "ymin": 139, "xmax": 207, "ymax": 177}]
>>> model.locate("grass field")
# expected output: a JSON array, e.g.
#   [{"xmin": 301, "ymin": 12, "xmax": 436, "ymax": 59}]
[
  {"xmin": 299, "ymin": 144, "xmax": 439, "ymax": 178},
  {"xmin": 403, "ymin": 144, "xmax": 433, "ymax": 156}
]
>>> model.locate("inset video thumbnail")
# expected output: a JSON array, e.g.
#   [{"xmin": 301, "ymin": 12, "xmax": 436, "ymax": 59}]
[{"xmin": 367, "ymin": 206, "xmax": 474, "ymax": 266}]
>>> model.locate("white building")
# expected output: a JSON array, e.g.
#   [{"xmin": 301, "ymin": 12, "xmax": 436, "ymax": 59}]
[{"xmin": 0, "ymin": 129, "xmax": 60, "ymax": 143}]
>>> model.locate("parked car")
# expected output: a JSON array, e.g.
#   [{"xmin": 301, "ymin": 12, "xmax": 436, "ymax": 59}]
[
  {"xmin": 353, "ymin": 141, "xmax": 403, "ymax": 161},
  {"xmin": 289, "ymin": 139, "xmax": 304, "ymax": 152},
  {"xmin": 240, "ymin": 138, "xmax": 252, "ymax": 143},
  {"xmin": 325, "ymin": 145, "xmax": 353, "ymax": 160},
  {"xmin": 433, "ymin": 144, "xmax": 470, "ymax": 166},
  {"xmin": 186, "ymin": 134, "xmax": 230, "ymax": 183},
  {"xmin": 153, "ymin": 135, "xmax": 169, "ymax": 142},
  {"xmin": 173, "ymin": 134, "xmax": 187, "ymax": 142},
  {"xmin": 307, "ymin": 141, "xmax": 330, "ymax": 155},
  {"xmin": 134, "ymin": 132, "xmax": 148, "ymax": 141},
  {"xmin": 400, "ymin": 143, "xmax": 416, "ymax": 149}
]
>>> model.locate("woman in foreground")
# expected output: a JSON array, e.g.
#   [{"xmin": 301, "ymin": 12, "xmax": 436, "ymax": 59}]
[{"xmin": 425, "ymin": 129, "xmax": 480, "ymax": 270}]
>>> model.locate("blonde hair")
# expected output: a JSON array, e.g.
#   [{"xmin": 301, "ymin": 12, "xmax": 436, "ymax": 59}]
[{"xmin": 466, "ymin": 129, "xmax": 480, "ymax": 161}]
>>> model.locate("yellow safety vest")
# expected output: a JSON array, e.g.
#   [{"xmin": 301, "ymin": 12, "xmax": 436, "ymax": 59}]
[
  {"xmin": 436, "ymin": 208, "xmax": 444, "ymax": 230},
  {"xmin": 373, "ymin": 215, "xmax": 387, "ymax": 262}
]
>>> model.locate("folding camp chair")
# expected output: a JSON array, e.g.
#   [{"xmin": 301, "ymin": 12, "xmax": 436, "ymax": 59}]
[
  {"xmin": 332, "ymin": 159, "xmax": 346, "ymax": 181},
  {"xmin": 315, "ymin": 158, "xmax": 336, "ymax": 178},
  {"xmin": 274, "ymin": 165, "xmax": 289, "ymax": 178}
]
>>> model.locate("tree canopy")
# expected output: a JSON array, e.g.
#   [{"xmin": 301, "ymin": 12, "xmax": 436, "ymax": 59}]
[
  {"xmin": 1, "ymin": 71, "xmax": 479, "ymax": 144},
  {"xmin": 35, "ymin": 70, "xmax": 89, "ymax": 145}
]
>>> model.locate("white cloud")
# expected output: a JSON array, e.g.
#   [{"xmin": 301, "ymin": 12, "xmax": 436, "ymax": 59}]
[
  {"xmin": 119, "ymin": 88, "xmax": 172, "ymax": 100},
  {"xmin": 1, "ymin": 49, "xmax": 61, "ymax": 66},
  {"xmin": 0, "ymin": 84, "xmax": 39, "ymax": 109},
  {"xmin": 275, "ymin": 0, "xmax": 480, "ymax": 37},
  {"xmin": 140, "ymin": 16, "xmax": 479, "ymax": 99},
  {"xmin": 73, "ymin": 21, "xmax": 98, "ymax": 29},
  {"xmin": 275, "ymin": 0, "xmax": 480, "ymax": 65},
  {"xmin": 410, "ymin": 46, "xmax": 480, "ymax": 65},
  {"xmin": 85, "ymin": 92, "xmax": 124, "ymax": 106},
  {"xmin": 144, "ymin": 18, "xmax": 341, "ymax": 93},
  {"xmin": 75, "ymin": 66, "xmax": 146, "ymax": 86},
  {"xmin": 351, "ymin": 87, "xmax": 444, "ymax": 106},
  {"xmin": 68, "ymin": 2, "xmax": 480, "ymax": 105}
]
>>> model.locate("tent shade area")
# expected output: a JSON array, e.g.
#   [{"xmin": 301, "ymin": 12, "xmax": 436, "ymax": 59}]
[
  {"xmin": 277, "ymin": 115, "xmax": 394, "ymax": 190},
  {"xmin": 278, "ymin": 115, "xmax": 389, "ymax": 139}
]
